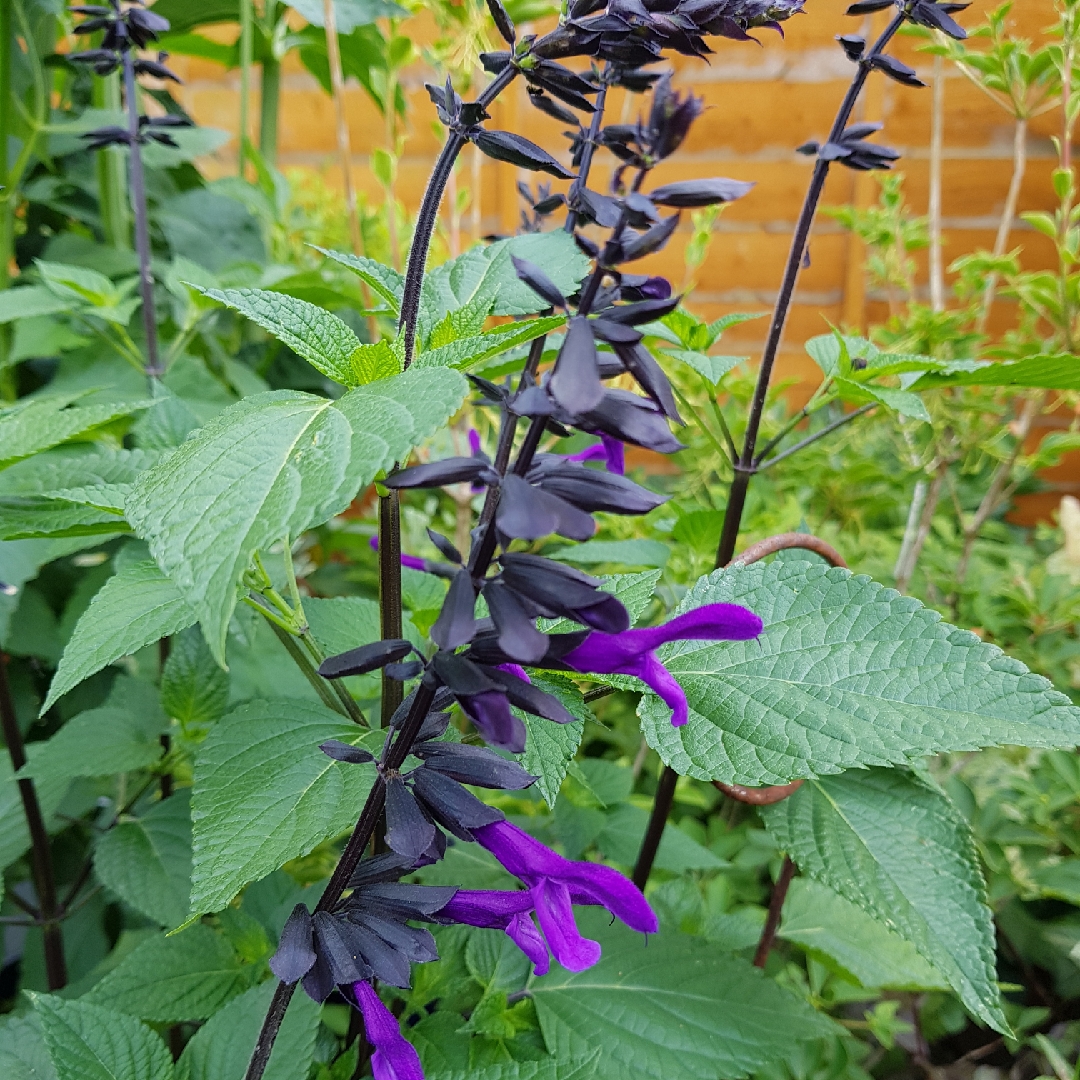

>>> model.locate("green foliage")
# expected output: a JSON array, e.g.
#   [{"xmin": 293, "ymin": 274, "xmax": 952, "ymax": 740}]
[
  {"xmin": 190, "ymin": 699, "xmax": 378, "ymax": 916},
  {"xmin": 530, "ymin": 912, "xmax": 835, "ymax": 1080},
  {"xmin": 764, "ymin": 769, "xmax": 1007, "ymax": 1032},
  {"xmin": 640, "ymin": 562, "xmax": 1080, "ymax": 785},
  {"xmin": 31, "ymin": 994, "xmax": 173, "ymax": 1080},
  {"xmin": 161, "ymin": 629, "xmax": 231, "ymax": 731}
]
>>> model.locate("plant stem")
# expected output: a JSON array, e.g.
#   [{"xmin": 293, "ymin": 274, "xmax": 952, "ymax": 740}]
[
  {"xmin": 260, "ymin": 3, "xmax": 282, "ymax": 165},
  {"xmin": 976, "ymin": 116, "xmax": 1027, "ymax": 335},
  {"xmin": 894, "ymin": 459, "xmax": 948, "ymax": 593},
  {"xmin": 324, "ymin": 0, "xmax": 363, "ymax": 256},
  {"xmin": 239, "ymin": 0, "xmax": 253, "ymax": 177},
  {"xmin": 713, "ymin": 13, "xmax": 904, "ymax": 572},
  {"xmin": 928, "ymin": 51, "xmax": 945, "ymax": 313},
  {"xmin": 756, "ymin": 403, "xmax": 875, "ymax": 472},
  {"xmin": 0, "ymin": 0, "xmax": 15, "ymax": 388},
  {"xmin": 0, "ymin": 654, "xmax": 66, "ymax": 989},
  {"xmin": 753, "ymin": 856, "xmax": 796, "ymax": 968},
  {"xmin": 631, "ymin": 763, "xmax": 677, "ymax": 889},
  {"xmin": 94, "ymin": 60, "xmax": 130, "ymax": 249},
  {"xmin": 122, "ymin": 53, "xmax": 161, "ymax": 380},
  {"xmin": 379, "ymin": 491, "xmax": 403, "ymax": 726},
  {"xmin": 262, "ymin": 611, "xmax": 351, "ymax": 718},
  {"xmin": 398, "ymin": 66, "xmax": 517, "ymax": 366}
]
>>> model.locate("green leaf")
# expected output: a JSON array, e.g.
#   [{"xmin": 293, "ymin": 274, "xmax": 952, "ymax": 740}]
[
  {"xmin": 127, "ymin": 370, "xmax": 467, "ymax": 664},
  {"xmin": 0, "ymin": 395, "xmax": 153, "ymax": 471},
  {"xmin": 779, "ymin": 877, "xmax": 948, "ymax": 989},
  {"xmin": 0, "ymin": 1012, "xmax": 57, "ymax": 1080},
  {"xmin": 595, "ymin": 805, "xmax": 726, "ymax": 873},
  {"xmin": 763, "ymin": 768, "xmax": 1008, "ymax": 1033},
  {"xmin": 604, "ymin": 570, "xmax": 661, "ymax": 625},
  {"xmin": 190, "ymin": 699, "xmax": 378, "ymax": 917},
  {"xmin": 350, "ymin": 339, "xmax": 401, "ymax": 385},
  {"xmin": 94, "ymin": 790, "xmax": 193, "ymax": 928},
  {"xmin": 1032, "ymin": 859, "xmax": 1080, "ymax": 904},
  {"xmin": 19, "ymin": 684, "xmax": 166, "ymax": 783},
  {"xmin": 835, "ymin": 379, "xmax": 930, "ymax": 423},
  {"xmin": 0, "ymin": 496, "xmax": 128, "ymax": 541},
  {"xmin": 314, "ymin": 247, "xmax": 405, "ymax": 315},
  {"xmin": 83, "ymin": 924, "xmax": 249, "ymax": 1023},
  {"xmin": 31, "ymin": 993, "xmax": 173, "ymax": 1080},
  {"xmin": 0, "ymin": 285, "xmax": 75, "ymax": 324},
  {"xmin": 426, "ymin": 1056, "xmax": 602, "ymax": 1080},
  {"xmin": 664, "ymin": 351, "xmax": 742, "ymax": 385},
  {"xmin": 196, "ymin": 287, "xmax": 362, "ymax": 386},
  {"xmin": 0, "ymin": 747, "xmax": 71, "ymax": 873},
  {"xmin": 912, "ymin": 354, "xmax": 1080, "ymax": 391},
  {"xmin": 43, "ymin": 561, "xmax": 197, "ymax": 714},
  {"xmin": 546, "ymin": 540, "xmax": 670, "ymax": 569},
  {"xmin": 639, "ymin": 562, "xmax": 1080, "ymax": 786},
  {"xmin": 161, "ymin": 628, "xmax": 230, "ymax": 729},
  {"xmin": 175, "ymin": 980, "xmax": 322, "ymax": 1080},
  {"xmin": 419, "ymin": 234, "xmax": 590, "ymax": 344},
  {"xmin": 518, "ymin": 675, "xmax": 588, "ymax": 808},
  {"xmin": 36, "ymin": 261, "xmax": 126, "ymax": 307},
  {"xmin": 530, "ymin": 912, "xmax": 833, "ymax": 1080},
  {"xmin": 416, "ymin": 315, "xmax": 567, "ymax": 371}
]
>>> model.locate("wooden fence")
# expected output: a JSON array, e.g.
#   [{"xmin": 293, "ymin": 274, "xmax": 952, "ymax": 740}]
[{"xmin": 167, "ymin": 0, "xmax": 1078, "ymax": 516}]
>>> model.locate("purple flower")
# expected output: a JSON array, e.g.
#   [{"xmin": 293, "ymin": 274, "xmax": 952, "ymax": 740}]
[
  {"xmin": 441, "ymin": 819, "xmax": 658, "ymax": 973},
  {"xmin": 369, "ymin": 535, "xmax": 427, "ymax": 572},
  {"xmin": 562, "ymin": 603, "xmax": 763, "ymax": 727},
  {"xmin": 352, "ymin": 979, "xmax": 424, "ymax": 1080},
  {"xmin": 566, "ymin": 433, "xmax": 625, "ymax": 475}
]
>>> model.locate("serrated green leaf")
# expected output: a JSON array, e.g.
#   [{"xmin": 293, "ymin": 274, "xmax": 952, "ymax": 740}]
[
  {"xmin": 94, "ymin": 791, "xmax": 193, "ymax": 928},
  {"xmin": 427, "ymin": 1055, "xmax": 601, "ymax": 1080},
  {"xmin": 350, "ymin": 339, "xmax": 401, "ymax": 385},
  {"xmin": 517, "ymin": 675, "xmax": 588, "ymax": 807},
  {"xmin": 546, "ymin": 540, "xmax": 670, "ymax": 569},
  {"xmin": 419, "ymin": 234, "xmax": 590, "ymax": 345},
  {"xmin": 779, "ymin": 877, "xmax": 948, "ymax": 990},
  {"xmin": 19, "ymin": 690, "xmax": 166, "ymax": 783},
  {"xmin": 43, "ymin": 561, "xmax": 197, "ymax": 713},
  {"xmin": 196, "ymin": 287, "xmax": 362, "ymax": 386},
  {"xmin": 1032, "ymin": 859, "xmax": 1080, "ymax": 903},
  {"xmin": 0, "ymin": 395, "xmax": 153, "ymax": 471},
  {"xmin": 31, "ymin": 994, "xmax": 173, "ymax": 1080},
  {"xmin": 664, "ymin": 351, "xmax": 742, "ymax": 385},
  {"xmin": 0, "ymin": 285, "xmax": 75, "ymax": 323},
  {"xmin": 0, "ymin": 1010, "xmax": 57, "ymax": 1080},
  {"xmin": 83, "ymin": 924, "xmax": 249, "ymax": 1023},
  {"xmin": 190, "ymin": 699, "xmax": 378, "ymax": 917},
  {"xmin": 530, "ymin": 912, "xmax": 833, "ymax": 1080},
  {"xmin": 37, "ymin": 261, "xmax": 125, "ymax": 307},
  {"xmin": 161, "ymin": 628, "xmax": 230, "ymax": 729},
  {"xmin": 0, "ymin": 497, "xmax": 128, "ymax": 541},
  {"xmin": 313, "ymin": 247, "xmax": 404, "ymax": 315},
  {"xmin": 416, "ymin": 315, "xmax": 567, "ymax": 371},
  {"xmin": 763, "ymin": 769, "xmax": 1007, "ymax": 1032},
  {"xmin": 912, "ymin": 354, "xmax": 1080, "ymax": 391},
  {"xmin": 0, "ymin": 446, "xmax": 154, "ymax": 496},
  {"xmin": 639, "ymin": 562, "xmax": 1080, "ymax": 786},
  {"xmin": 175, "ymin": 980, "xmax": 321, "ymax": 1080},
  {"xmin": 0, "ymin": 746, "xmax": 71, "ymax": 873},
  {"xmin": 836, "ymin": 379, "xmax": 930, "ymax": 422},
  {"xmin": 707, "ymin": 311, "xmax": 766, "ymax": 342},
  {"xmin": 127, "ymin": 370, "xmax": 467, "ymax": 665}
]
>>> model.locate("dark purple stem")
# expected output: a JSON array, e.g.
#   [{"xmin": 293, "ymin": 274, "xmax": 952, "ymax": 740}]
[
  {"xmin": 753, "ymin": 856, "xmax": 796, "ymax": 968},
  {"xmin": 122, "ymin": 51, "xmax": 162, "ymax": 381}
]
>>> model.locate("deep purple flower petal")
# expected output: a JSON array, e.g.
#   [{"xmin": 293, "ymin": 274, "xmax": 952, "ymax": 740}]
[
  {"xmin": 625, "ymin": 652, "xmax": 692, "ymax": 727},
  {"xmin": 563, "ymin": 602, "xmax": 762, "ymax": 673},
  {"xmin": 458, "ymin": 691, "xmax": 527, "ymax": 752},
  {"xmin": 533, "ymin": 880, "xmax": 601, "ymax": 972},
  {"xmin": 353, "ymin": 981, "xmax": 424, "ymax": 1080},
  {"xmin": 439, "ymin": 888, "xmax": 535, "ymax": 928},
  {"xmin": 600, "ymin": 433, "xmax": 625, "ymax": 474},
  {"xmin": 507, "ymin": 910, "xmax": 551, "ymax": 975},
  {"xmin": 497, "ymin": 662, "xmax": 531, "ymax": 684},
  {"xmin": 474, "ymin": 819, "xmax": 565, "ymax": 884}
]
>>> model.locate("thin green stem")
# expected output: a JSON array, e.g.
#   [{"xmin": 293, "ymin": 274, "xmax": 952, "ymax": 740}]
[
  {"xmin": 259, "ymin": 2, "xmax": 282, "ymax": 165},
  {"xmin": 239, "ymin": 0, "xmax": 253, "ymax": 176},
  {"xmin": 756, "ymin": 403, "xmax": 875, "ymax": 472},
  {"xmin": 673, "ymin": 384, "xmax": 730, "ymax": 465},
  {"xmin": 258, "ymin": 607, "xmax": 350, "ymax": 717},
  {"xmin": 701, "ymin": 377, "xmax": 738, "ymax": 462},
  {"xmin": 93, "ymin": 62, "xmax": 129, "ymax": 249}
]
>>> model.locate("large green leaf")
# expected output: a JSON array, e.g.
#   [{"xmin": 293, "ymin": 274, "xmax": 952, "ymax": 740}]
[
  {"xmin": 83, "ymin": 924, "xmax": 249, "ymax": 1023},
  {"xmin": 196, "ymin": 287, "xmax": 362, "ymax": 386},
  {"xmin": 419, "ymin": 233, "xmax": 591, "ymax": 345},
  {"xmin": 127, "ymin": 370, "xmax": 466, "ymax": 664},
  {"xmin": 427, "ymin": 1058, "xmax": 601, "ymax": 1080},
  {"xmin": 43, "ymin": 560, "xmax": 197, "ymax": 713},
  {"xmin": 313, "ymin": 247, "xmax": 404, "ymax": 315},
  {"xmin": 0, "ymin": 1012, "xmax": 57, "ymax": 1080},
  {"xmin": 530, "ymin": 912, "xmax": 833, "ymax": 1080},
  {"xmin": 779, "ymin": 877, "xmax": 948, "ymax": 990},
  {"xmin": 94, "ymin": 791, "xmax": 193, "ymax": 928},
  {"xmin": 21, "ymin": 678, "xmax": 166, "ymax": 784},
  {"xmin": 517, "ymin": 675, "xmax": 588, "ymax": 808},
  {"xmin": 31, "ymin": 994, "xmax": 173, "ymax": 1080},
  {"xmin": 912, "ymin": 354, "xmax": 1080, "ymax": 391},
  {"xmin": 175, "ymin": 981, "xmax": 322, "ymax": 1080},
  {"xmin": 763, "ymin": 768, "xmax": 1007, "ymax": 1033},
  {"xmin": 0, "ymin": 285, "xmax": 75, "ymax": 323},
  {"xmin": 639, "ymin": 562, "xmax": 1080, "ymax": 785},
  {"xmin": 190, "ymin": 699, "xmax": 378, "ymax": 917},
  {"xmin": 0, "ymin": 395, "xmax": 153, "ymax": 471},
  {"xmin": 0, "ymin": 747, "xmax": 74, "ymax": 874},
  {"xmin": 0, "ymin": 496, "xmax": 128, "ymax": 541},
  {"xmin": 161, "ymin": 628, "xmax": 230, "ymax": 729}
]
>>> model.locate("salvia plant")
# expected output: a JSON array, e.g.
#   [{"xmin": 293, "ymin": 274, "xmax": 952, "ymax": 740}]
[{"xmin": 7, "ymin": 2, "xmax": 1080, "ymax": 1080}]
